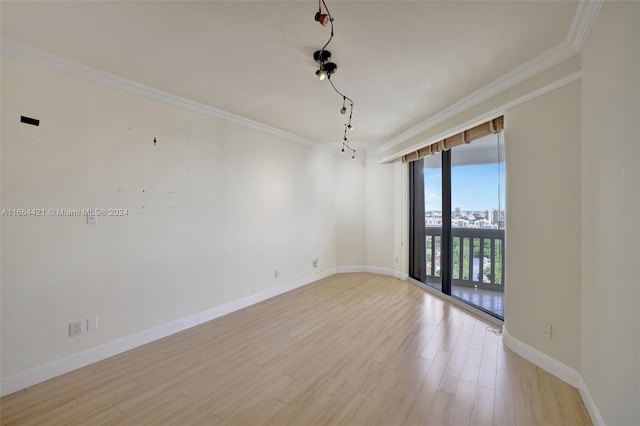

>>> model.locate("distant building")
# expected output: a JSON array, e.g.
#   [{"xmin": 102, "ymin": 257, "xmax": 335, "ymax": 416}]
[
  {"xmin": 426, "ymin": 217, "xmax": 442, "ymax": 226},
  {"xmin": 473, "ymin": 219, "xmax": 498, "ymax": 229},
  {"xmin": 452, "ymin": 219, "xmax": 469, "ymax": 228},
  {"xmin": 488, "ymin": 208, "xmax": 499, "ymax": 224}
]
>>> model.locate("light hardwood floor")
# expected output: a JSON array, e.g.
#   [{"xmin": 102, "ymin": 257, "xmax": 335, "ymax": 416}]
[{"xmin": 1, "ymin": 273, "xmax": 591, "ymax": 425}]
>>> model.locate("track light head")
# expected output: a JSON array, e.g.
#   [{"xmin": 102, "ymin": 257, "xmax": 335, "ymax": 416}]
[
  {"xmin": 340, "ymin": 106, "xmax": 347, "ymax": 114},
  {"xmin": 313, "ymin": 51, "xmax": 337, "ymax": 80},
  {"xmin": 315, "ymin": 63, "xmax": 337, "ymax": 80},
  {"xmin": 323, "ymin": 62, "xmax": 337, "ymax": 76},
  {"xmin": 347, "ymin": 124, "xmax": 353, "ymax": 131},
  {"xmin": 314, "ymin": 12, "xmax": 330, "ymax": 26},
  {"xmin": 341, "ymin": 147, "xmax": 345, "ymax": 153},
  {"xmin": 351, "ymin": 153, "xmax": 356, "ymax": 160},
  {"xmin": 313, "ymin": 50, "xmax": 332, "ymax": 64}
]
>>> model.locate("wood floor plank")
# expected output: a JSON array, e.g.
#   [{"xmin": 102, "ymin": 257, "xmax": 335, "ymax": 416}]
[
  {"xmin": 424, "ymin": 390, "xmax": 453, "ymax": 425},
  {"xmin": 0, "ymin": 273, "xmax": 592, "ymax": 425},
  {"xmin": 493, "ymin": 341, "xmax": 518, "ymax": 426},
  {"xmin": 477, "ymin": 330, "xmax": 499, "ymax": 390},
  {"xmin": 69, "ymin": 404, "xmax": 123, "ymax": 425},
  {"xmin": 402, "ymin": 349, "xmax": 451, "ymax": 425},
  {"xmin": 447, "ymin": 346, "xmax": 483, "ymax": 426},
  {"xmin": 471, "ymin": 385, "xmax": 495, "ymax": 426}
]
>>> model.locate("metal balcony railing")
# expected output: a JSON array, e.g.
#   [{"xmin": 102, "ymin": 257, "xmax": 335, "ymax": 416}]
[{"xmin": 425, "ymin": 226, "xmax": 505, "ymax": 291}]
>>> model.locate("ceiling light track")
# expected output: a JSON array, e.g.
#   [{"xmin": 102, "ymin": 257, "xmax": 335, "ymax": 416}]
[
  {"xmin": 315, "ymin": 0, "xmax": 334, "ymax": 50},
  {"xmin": 341, "ymin": 141, "xmax": 356, "ymax": 160},
  {"xmin": 312, "ymin": 0, "xmax": 356, "ymax": 158}
]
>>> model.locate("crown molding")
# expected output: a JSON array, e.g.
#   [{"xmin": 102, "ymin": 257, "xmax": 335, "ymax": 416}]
[
  {"xmin": 379, "ymin": 71, "xmax": 582, "ymax": 164},
  {"xmin": 377, "ymin": 0, "xmax": 603, "ymax": 156},
  {"xmin": 376, "ymin": 41, "xmax": 577, "ymax": 155},
  {"xmin": 567, "ymin": 0, "xmax": 604, "ymax": 51},
  {"xmin": 1, "ymin": 38, "xmax": 326, "ymax": 151}
]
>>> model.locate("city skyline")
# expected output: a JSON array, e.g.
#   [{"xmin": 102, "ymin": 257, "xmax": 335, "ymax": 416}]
[{"xmin": 424, "ymin": 162, "xmax": 506, "ymax": 211}]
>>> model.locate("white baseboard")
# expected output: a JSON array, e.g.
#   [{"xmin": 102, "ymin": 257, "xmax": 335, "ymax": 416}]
[
  {"xmin": 336, "ymin": 266, "xmax": 366, "ymax": 273},
  {"xmin": 578, "ymin": 374, "xmax": 605, "ymax": 426},
  {"xmin": 502, "ymin": 326, "xmax": 580, "ymax": 386},
  {"xmin": 198, "ymin": 267, "xmax": 336, "ymax": 323},
  {"xmin": 365, "ymin": 266, "xmax": 397, "ymax": 277},
  {"xmin": 336, "ymin": 265, "xmax": 405, "ymax": 280},
  {"xmin": 0, "ymin": 268, "xmax": 336, "ymax": 397},
  {"xmin": 502, "ymin": 327, "xmax": 604, "ymax": 426}
]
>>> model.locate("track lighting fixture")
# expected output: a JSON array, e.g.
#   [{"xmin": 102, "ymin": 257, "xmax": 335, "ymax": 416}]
[
  {"xmin": 313, "ymin": 50, "xmax": 337, "ymax": 80},
  {"xmin": 311, "ymin": 0, "xmax": 356, "ymax": 157},
  {"xmin": 341, "ymin": 140, "xmax": 356, "ymax": 160},
  {"xmin": 340, "ymin": 97, "xmax": 347, "ymax": 114},
  {"xmin": 314, "ymin": 12, "xmax": 330, "ymax": 26},
  {"xmin": 313, "ymin": 50, "xmax": 331, "ymax": 63}
]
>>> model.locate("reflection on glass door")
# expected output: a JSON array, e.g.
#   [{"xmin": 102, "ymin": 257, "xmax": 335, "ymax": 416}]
[
  {"xmin": 423, "ymin": 154, "xmax": 443, "ymax": 291},
  {"xmin": 450, "ymin": 134, "xmax": 505, "ymax": 317}
]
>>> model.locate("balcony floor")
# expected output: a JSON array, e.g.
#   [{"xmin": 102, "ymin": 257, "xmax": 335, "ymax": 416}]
[
  {"xmin": 452, "ymin": 285, "xmax": 504, "ymax": 318},
  {"xmin": 424, "ymin": 280, "xmax": 504, "ymax": 318}
]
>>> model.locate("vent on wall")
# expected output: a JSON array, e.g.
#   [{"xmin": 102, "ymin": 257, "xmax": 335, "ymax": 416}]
[{"xmin": 20, "ymin": 115, "xmax": 40, "ymax": 126}]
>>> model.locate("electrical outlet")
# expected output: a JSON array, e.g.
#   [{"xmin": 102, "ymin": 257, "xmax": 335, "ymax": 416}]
[
  {"xmin": 86, "ymin": 214, "xmax": 98, "ymax": 225},
  {"xmin": 69, "ymin": 321, "xmax": 82, "ymax": 337},
  {"xmin": 274, "ymin": 269, "xmax": 279, "ymax": 278},
  {"xmin": 312, "ymin": 258, "xmax": 319, "ymax": 268},
  {"xmin": 543, "ymin": 322, "xmax": 552, "ymax": 340}
]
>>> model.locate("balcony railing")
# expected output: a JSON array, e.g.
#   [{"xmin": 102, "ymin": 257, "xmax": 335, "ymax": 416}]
[{"xmin": 425, "ymin": 226, "xmax": 505, "ymax": 291}]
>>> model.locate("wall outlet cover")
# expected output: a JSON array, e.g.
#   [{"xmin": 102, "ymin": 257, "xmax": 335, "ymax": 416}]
[
  {"xmin": 69, "ymin": 321, "xmax": 82, "ymax": 337},
  {"xmin": 543, "ymin": 322, "xmax": 552, "ymax": 340}
]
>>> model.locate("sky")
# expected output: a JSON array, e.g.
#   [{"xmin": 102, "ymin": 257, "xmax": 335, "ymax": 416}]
[{"xmin": 425, "ymin": 163, "xmax": 505, "ymax": 211}]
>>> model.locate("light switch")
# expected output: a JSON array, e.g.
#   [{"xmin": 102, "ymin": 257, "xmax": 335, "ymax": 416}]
[{"xmin": 87, "ymin": 317, "xmax": 98, "ymax": 332}]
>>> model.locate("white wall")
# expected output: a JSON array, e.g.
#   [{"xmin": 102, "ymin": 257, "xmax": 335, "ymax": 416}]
[
  {"xmin": 335, "ymin": 154, "xmax": 366, "ymax": 268},
  {"xmin": 581, "ymin": 2, "xmax": 640, "ymax": 424},
  {"xmin": 1, "ymin": 57, "xmax": 338, "ymax": 381},
  {"xmin": 504, "ymin": 81, "xmax": 583, "ymax": 370},
  {"xmin": 365, "ymin": 151, "xmax": 395, "ymax": 271},
  {"xmin": 334, "ymin": 151, "xmax": 399, "ymax": 274},
  {"xmin": 335, "ymin": 151, "xmax": 399, "ymax": 273}
]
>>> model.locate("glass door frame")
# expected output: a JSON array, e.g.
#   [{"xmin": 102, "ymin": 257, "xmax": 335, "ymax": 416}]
[{"xmin": 409, "ymin": 148, "xmax": 504, "ymax": 320}]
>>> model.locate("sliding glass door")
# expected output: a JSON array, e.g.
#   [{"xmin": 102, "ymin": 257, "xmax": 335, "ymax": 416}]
[
  {"xmin": 409, "ymin": 133, "xmax": 505, "ymax": 319},
  {"xmin": 410, "ymin": 154, "xmax": 444, "ymax": 291},
  {"xmin": 450, "ymin": 135, "xmax": 505, "ymax": 317}
]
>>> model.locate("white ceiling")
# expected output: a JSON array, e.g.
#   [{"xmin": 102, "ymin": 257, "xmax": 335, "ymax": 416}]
[{"xmin": 1, "ymin": 1, "xmax": 578, "ymax": 151}]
